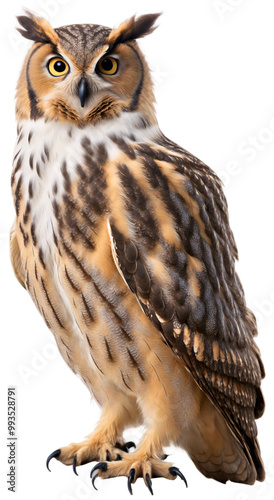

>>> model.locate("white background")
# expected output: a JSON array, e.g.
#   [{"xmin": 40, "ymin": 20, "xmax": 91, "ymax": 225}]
[{"xmin": 0, "ymin": 1, "xmax": 274, "ymax": 499}]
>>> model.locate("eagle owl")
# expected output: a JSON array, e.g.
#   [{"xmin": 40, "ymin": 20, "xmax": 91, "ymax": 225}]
[{"xmin": 11, "ymin": 11, "xmax": 265, "ymax": 494}]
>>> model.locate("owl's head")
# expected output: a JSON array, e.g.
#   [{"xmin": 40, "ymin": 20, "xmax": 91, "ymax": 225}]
[{"xmin": 16, "ymin": 12, "xmax": 160, "ymax": 127}]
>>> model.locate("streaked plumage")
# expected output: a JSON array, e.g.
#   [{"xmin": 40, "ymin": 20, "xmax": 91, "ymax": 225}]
[{"xmin": 11, "ymin": 11, "xmax": 265, "ymax": 492}]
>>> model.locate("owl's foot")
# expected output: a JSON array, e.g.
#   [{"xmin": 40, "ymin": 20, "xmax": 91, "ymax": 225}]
[
  {"xmin": 46, "ymin": 439, "xmax": 136, "ymax": 475},
  {"xmin": 90, "ymin": 454, "xmax": 187, "ymax": 495}
]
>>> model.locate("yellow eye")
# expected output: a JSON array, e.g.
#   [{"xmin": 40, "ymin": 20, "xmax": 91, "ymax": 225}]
[
  {"xmin": 96, "ymin": 57, "xmax": 118, "ymax": 75},
  {"xmin": 48, "ymin": 57, "xmax": 69, "ymax": 77}
]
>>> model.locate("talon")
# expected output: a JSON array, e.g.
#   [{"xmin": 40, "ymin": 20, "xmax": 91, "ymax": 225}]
[
  {"xmin": 46, "ymin": 449, "xmax": 61, "ymax": 472},
  {"xmin": 116, "ymin": 453, "xmax": 122, "ymax": 461},
  {"xmin": 92, "ymin": 473, "xmax": 99, "ymax": 491},
  {"xmin": 145, "ymin": 473, "xmax": 154, "ymax": 495},
  {"xmin": 169, "ymin": 466, "xmax": 188, "ymax": 487},
  {"xmin": 123, "ymin": 441, "xmax": 136, "ymax": 453},
  {"xmin": 106, "ymin": 450, "xmax": 111, "ymax": 461},
  {"xmin": 90, "ymin": 462, "xmax": 108, "ymax": 490},
  {"xmin": 72, "ymin": 455, "xmax": 78, "ymax": 476},
  {"xmin": 128, "ymin": 468, "xmax": 136, "ymax": 495}
]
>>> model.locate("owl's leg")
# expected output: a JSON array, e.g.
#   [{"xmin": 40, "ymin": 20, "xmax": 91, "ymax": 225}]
[
  {"xmin": 89, "ymin": 378, "xmax": 188, "ymax": 494},
  {"xmin": 46, "ymin": 395, "xmax": 138, "ymax": 474},
  {"xmin": 87, "ymin": 344, "xmax": 195, "ymax": 493}
]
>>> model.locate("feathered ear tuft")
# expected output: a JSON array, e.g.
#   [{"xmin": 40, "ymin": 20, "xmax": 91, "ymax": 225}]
[
  {"xmin": 107, "ymin": 13, "xmax": 161, "ymax": 50},
  {"xmin": 17, "ymin": 10, "xmax": 59, "ymax": 45}
]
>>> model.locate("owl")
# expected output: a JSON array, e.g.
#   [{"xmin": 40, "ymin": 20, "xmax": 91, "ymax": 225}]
[{"xmin": 11, "ymin": 11, "xmax": 265, "ymax": 494}]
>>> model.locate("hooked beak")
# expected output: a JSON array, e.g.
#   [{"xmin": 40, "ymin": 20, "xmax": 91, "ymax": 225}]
[{"xmin": 77, "ymin": 77, "xmax": 90, "ymax": 108}]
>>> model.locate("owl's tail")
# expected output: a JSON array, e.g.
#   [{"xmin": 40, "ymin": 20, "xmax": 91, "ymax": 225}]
[{"xmin": 181, "ymin": 392, "xmax": 265, "ymax": 484}]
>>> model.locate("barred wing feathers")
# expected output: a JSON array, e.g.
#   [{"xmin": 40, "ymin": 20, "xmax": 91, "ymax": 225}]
[{"xmin": 108, "ymin": 136, "xmax": 265, "ymax": 480}]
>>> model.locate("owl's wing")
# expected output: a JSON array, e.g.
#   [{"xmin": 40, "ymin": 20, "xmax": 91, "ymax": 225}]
[
  {"xmin": 10, "ymin": 222, "xmax": 26, "ymax": 288},
  {"xmin": 108, "ymin": 137, "xmax": 265, "ymax": 477}
]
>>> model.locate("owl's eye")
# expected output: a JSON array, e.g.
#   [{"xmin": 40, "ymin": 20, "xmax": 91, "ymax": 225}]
[
  {"xmin": 48, "ymin": 57, "xmax": 69, "ymax": 77},
  {"xmin": 96, "ymin": 57, "xmax": 118, "ymax": 76}
]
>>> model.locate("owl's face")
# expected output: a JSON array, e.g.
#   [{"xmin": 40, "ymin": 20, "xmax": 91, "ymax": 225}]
[{"xmin": 16, "ymin": 13, "xmax": 159, "ymax": 126}]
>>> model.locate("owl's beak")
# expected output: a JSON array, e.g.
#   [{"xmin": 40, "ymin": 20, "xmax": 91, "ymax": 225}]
[{"xmin": 77, "ymin": 77, "xmax": 90, "ymax": 108}]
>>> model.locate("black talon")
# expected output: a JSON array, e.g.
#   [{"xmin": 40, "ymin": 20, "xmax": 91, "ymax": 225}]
[
  {"xmin": 106, "ymin": 450, "xmax": 111, "ymax": 461},
  {"xmin": 72, "ymin": 455, "xmax": 78, "ymax": 476},
  {"xmin": 145, "ymin": 473, "xmax": 154, "ymax": 495},
  {"xmin": 128, "ymin": 468, "xmax": 135, "ymax": 495},
  {"xmin": 116, "ymin": 453, "xmax": 122, "ymax": 461},
  {"xmin": 115, "ymin": 441, "xmax": 136, "ymax": 453},
  {"xmin": 169, "ymin": 467, "xmax": 188, "ymax": 487},
  {"xmin": 123, "ymin": 441, "xmax": 136, "ymax": 452},
  {"xmin": 92, "ymin": 473, "xmax": 99, "ymax": 491},
  {"xmin": 46, "ymin": 449, "xmax": 61, "ymax": 472},
  {"xmin": 90, "ymin": 462, "xmax": 108, "ymax": 490}
]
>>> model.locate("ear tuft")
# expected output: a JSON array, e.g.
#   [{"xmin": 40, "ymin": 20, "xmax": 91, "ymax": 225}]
[
  {"xmin": 107, "ymin": 13, "xmax": 161, "ymax": 50},
  {"xmin": 17, "ymin": 10, "xmax": 59, "ymax": 45}
]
